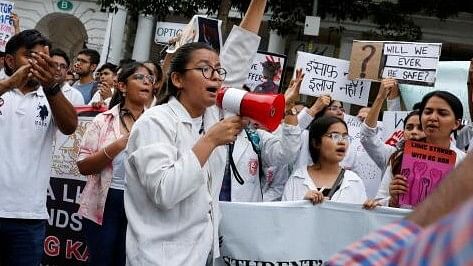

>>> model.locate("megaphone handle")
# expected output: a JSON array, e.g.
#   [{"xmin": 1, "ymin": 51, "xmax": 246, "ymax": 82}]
[{"xmin": 228, "ymin": 143, "xmax": 245, "ymax": 185}]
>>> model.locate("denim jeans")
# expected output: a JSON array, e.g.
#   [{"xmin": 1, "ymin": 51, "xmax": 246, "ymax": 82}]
[
  {"xmin": 83, "ymin": 188, "xmax": 127, "ymax": 266},
  {"xmin": 0, "ymin": 218, "xmax": 46, "ymax": 266}
]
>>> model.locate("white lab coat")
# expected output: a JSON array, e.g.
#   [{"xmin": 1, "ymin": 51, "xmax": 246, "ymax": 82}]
[
  {"xmin": 124, "ymin": 25, "xmax": 261, "ymax": 266},
  {"xmin": 230, "ymin": 124, "xmax": 301, "ymax": 202},
  {"xmin": 282, "ymin": 167, "xmax": 367, "ymax": 204},
  {"xmin": 360, "ymin": 122, "xmax": 397, "ymax": 173},
  {"xmin": 125, "ymin": 98, "xmax": 225, "ymax": 266}
]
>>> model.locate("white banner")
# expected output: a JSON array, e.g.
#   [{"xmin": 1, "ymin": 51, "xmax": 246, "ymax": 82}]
[
  {"xmin": 0, "ymin": 1, "xmax": 14, "ymax": 52},
  {"xmin": 295, "ymin": 51, "xmax": 371, "ymax": 106},
  {"xmin": 217, "ymin": 201, "xmax": 409, "ymax": 265}
]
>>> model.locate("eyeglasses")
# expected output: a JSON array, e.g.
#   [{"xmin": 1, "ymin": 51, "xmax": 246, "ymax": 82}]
[
  {"xmin": 131, "ymin": 73, "xmax": 156, "ymax": 84},
  {"xmin": 327, "ymin": 106, "xmax": 345, "ymax": 113},
  {"xmin": 183, "ymin": 65, "xmax": 227, "ymax": 81},
  {"xmin": 324, "ymin": 133, "xmax": 351, "ymax": 143}
]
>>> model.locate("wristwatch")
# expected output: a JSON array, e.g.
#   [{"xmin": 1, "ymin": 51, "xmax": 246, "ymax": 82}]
[
  {"xmin": 43, "ymin": 83, "xmax": 62, "ymax": 97},
  {"xmin": 285, "ymin": 106, "xmax": 297, "ymax": 116}
]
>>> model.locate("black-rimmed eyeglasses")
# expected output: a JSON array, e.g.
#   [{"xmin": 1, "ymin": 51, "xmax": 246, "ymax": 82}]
[{"xmin": 183, "ymin": 66, "xmax": 227, "ymax": 81}]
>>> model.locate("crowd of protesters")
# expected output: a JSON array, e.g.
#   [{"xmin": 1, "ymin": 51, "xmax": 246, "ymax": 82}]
[{"xmin": 0, "ymin": 0, "xmax": 472, "ymax": 265}]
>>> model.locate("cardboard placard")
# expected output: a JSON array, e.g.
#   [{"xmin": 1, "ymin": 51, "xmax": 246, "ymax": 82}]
[
  {"xmin": 295, "ymin": 51, "xmax": 371, "ymax": 106},
  {"xmin": 399, "ymin": 140, "xmax": 456, "ymax": 208},
  {"xmin": 348, "ymin": 41, "xmax": 384, "ymax": 81},
  {"xmin": 349, "ymin": 41, "xmax": 442, "ymax": 86},
  {"xmin": 0, "ymin": 1, "xmax": 14, "ymax": 52},
  {"xmin": 245, "ymin": 51, "xmax": 287, "ymax": 94}
]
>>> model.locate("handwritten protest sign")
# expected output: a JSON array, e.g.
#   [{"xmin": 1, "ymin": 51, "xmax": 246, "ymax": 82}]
[
  {"xmin": 349, "ymin": 41, "xmax": 441, "ymax": 86},
  {"xmin": 399, "ymin": 140, "xmax": 456, "ymax": 208},
  {"xmin": 382, "ymin": 111, "xmax": 409, "ymax": 145},
  {"xmin": 343, "ymin": 114, "xmax": 383, "ymax": 198},
  {"xmin": 348, "ymin": 41, "xmax": 383, "ymax": 81},
  {"xmin": 245, "ymin": 51, "xmax": 287, "ymax": 93},
  {"xmin": 154, "ymin": 22, "xmax": 185, "ymax": 44},
  {"xmin": 0, "ymin": 1, "xmax": 14, "ymax": 52},
  {"xmin": 296, "ymin": 51, "xmax": 371, "ymax": 106}
]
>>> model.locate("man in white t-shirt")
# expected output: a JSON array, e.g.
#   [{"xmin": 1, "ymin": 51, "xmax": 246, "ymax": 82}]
[
  {"xmin": 50, "ymin": 48, "xmax": 84, "ymax": 105},
  {"xmin": 0, "ymin": 29, "xmax": 78, "ymax": 265}
]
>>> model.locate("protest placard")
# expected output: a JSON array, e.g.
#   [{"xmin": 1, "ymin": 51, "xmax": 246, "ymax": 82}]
[
  {"xmin": 399, "ymin": 140, "xmax": 456, "ymax": 208},
  {"xmin": 0, "ymin": 1, "xmax": 14, "ymax": 52},
  {"xmin": 348, "ymin": 41, "xmax": 383, "ymax": 81},
  {"xmin": 166, "ymin": 15, "xmax": 222, "ymax": 54},
  {"xmin": 154, "ymin": 22, "xmax": 186, "ymax": 44},
  {"xmin": 382, "ymin": 111, "xmax": 410, "ymax": 142},
  {"xmin": 196, "ymin": 16, "xmax": 222, "ymax": 52},
  {"xmin": 349, "ymin": 40, "xmax": 441, "ymax": 86},
  {"xmin": 343, "ymin": 114, "xmax": 383, "ymax": 198},
  {"xmin": 295, "ymin": 51, "xmax": 371, "ymax": 106},
  {"xmin": 245, "ymin": 51, "xmax": 287, "ymax": 93}
]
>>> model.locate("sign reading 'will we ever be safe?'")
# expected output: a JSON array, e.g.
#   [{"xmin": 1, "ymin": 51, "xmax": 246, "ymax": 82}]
[{"xmin": 349, "ymin": 41, "xmax": 441, "ymax": 86}]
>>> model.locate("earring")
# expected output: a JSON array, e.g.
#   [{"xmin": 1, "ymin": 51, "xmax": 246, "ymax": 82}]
[{"xmin": 122, "ymin": 90, "xmax": 127, "ymax": 97}]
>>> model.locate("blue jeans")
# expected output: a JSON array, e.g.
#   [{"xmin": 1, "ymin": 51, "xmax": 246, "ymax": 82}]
[
  {"xmin": 0, "ymin": 218, "xmax": 46, "ymax": 266},
  {"xmin": 83, "ymin": 188, "xmax": 127, "ymax": 266}
]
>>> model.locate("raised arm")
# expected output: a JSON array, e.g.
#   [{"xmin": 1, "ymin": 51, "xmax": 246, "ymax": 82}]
[
  {"xmin": 220, "ymin": 0, "xmax": 265, "ymax": 88},
  {"xmin": 365, "ymin": 79, "xmax": 396, "ymax": 128},
  {"xmin": 360, "ymin": 79, "xmax": 398, "ymax": 169},
  {"xmin": 239, "ymin": 0, "xmax": 267, "ymax": 33}
]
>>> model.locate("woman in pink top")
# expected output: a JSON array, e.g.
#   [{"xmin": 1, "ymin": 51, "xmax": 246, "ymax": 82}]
[{"xmin": 76, "ymin": 62, "xmax": 154, "ymax": 266}]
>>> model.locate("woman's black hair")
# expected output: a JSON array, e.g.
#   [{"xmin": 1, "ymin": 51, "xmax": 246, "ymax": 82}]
[
  {"xmin": 158, "ymin": 42, "xmax": 217, "ymax": 105},
  {"xmin": 403, "ymin": 110, "xmax": 421, "ymax": 129},
  {"xmin": 313, "ymin": 100, "xmax": 341, "ymax": 121},
  {"xmin": 108, "ymin": 62, "xmax": 151, "ymax": 109},
  {"xmin": 419, "ymin": 90, "xmax": 463, "ymax": 138},
  {"xmin": 419, "ymin": 90, "xmax": 463, "ymax": 120},
  {"xmin": 308, "ymin": 116, "xmax": 348, "ymax": 165}
]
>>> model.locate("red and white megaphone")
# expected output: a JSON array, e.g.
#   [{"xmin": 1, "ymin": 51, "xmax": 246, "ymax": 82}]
[{"xmin": 216, "ymin": 87, "xmax": 285, "ymax": 132}]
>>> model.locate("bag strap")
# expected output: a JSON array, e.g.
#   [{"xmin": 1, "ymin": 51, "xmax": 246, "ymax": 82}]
[{"xmin": 327, "ymin": 168, "xmax": 345, "ymax": 200}]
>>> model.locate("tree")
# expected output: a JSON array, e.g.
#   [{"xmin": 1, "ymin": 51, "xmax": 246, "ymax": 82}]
[
  {"xmin": 268, "ymin": 0, "xmax": 473, "ymax": 41},
  {"xmin": 98, "ymin": 0, "xmax": 473, "ymax": 41}
]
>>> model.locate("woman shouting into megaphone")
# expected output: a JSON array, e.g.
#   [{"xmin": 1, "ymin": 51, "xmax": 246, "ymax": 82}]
[{"xmin": 123, "ymin": 1, "xmax": 279, "ymax": 265}]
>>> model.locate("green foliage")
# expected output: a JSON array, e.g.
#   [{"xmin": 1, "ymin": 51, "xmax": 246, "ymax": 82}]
[{"xmin": 98, "ymin": 0, "xmax": 470, "ymax": 41}]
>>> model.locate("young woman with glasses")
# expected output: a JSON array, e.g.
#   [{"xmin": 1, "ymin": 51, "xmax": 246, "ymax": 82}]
[
  {"xmin": 76, "ymin": 62, "xmax": 153, "ymax": 266},
  {"xmin": 283, "ymin": 116, "xmax": 367, "ymax": 204}
]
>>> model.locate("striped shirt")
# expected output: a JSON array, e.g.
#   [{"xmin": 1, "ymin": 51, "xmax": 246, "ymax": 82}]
[{"xmin": 327, "ymin": 197, "xmax": 473, "ymax": 266}]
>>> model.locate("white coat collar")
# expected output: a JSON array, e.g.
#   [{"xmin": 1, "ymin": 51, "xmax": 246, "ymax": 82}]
[
  {"xmin": 296, "ymin": 167, "xmax": 360, "ymax": 191},
  {"xmin": 168, "ymin": 96, "xmax": 194, "ymax": 124}
]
